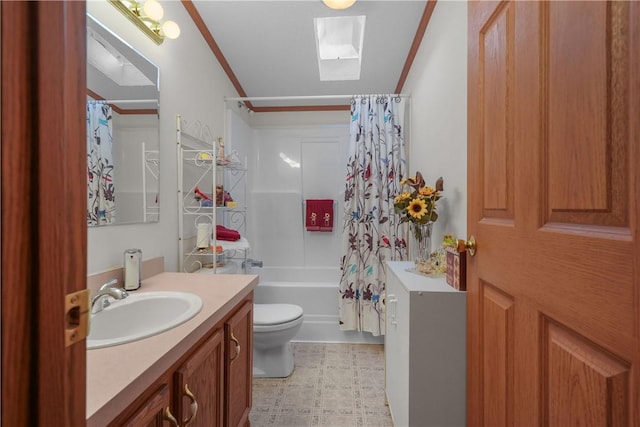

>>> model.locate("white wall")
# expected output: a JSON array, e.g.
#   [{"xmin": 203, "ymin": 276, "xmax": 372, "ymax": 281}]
[
  {"xmin": 403, "ymin": 0, "xmax": 468, "ymax": 247},
  {"xmin": 87, "ymin": 1, "xmax": 237, "ymax": 274}
]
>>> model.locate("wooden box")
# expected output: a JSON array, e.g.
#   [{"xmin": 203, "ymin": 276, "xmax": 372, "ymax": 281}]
[{"xmin": 445, "ymin": 247, "xmax": 466, "ymax": 291}]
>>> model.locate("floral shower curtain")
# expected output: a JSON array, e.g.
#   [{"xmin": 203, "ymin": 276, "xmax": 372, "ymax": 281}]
[
  {"xmin": 339, "ymin": 95, "xmax": 408, "ymax": 336},
  {"xmin": 87, "ymin": 101, "xmax": 116, "ymax": 225}
]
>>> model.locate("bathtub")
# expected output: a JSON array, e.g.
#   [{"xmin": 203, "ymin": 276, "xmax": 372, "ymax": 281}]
[{"xmin": 251, "ymin": 266, "xmax": 384, "ymax": 344}]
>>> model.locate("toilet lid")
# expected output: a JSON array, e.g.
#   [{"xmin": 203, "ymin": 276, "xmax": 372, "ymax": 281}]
[{"xmin": 254, "ymin": 304, "xmax": 303, "ymax": 325}]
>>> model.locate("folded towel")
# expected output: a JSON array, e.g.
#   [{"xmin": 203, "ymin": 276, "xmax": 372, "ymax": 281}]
[
  {"xmin": 216, "ymin": 225, "xmax": 241, "ymax": 241},
  {"xmin": 306, "ymin": 199, "xmax": 334, "ymax": 232}
]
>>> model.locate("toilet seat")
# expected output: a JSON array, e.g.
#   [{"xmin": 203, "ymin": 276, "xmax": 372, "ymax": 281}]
[
  {"xmin": 254, "ymin": 304, "xmax": 303, "ymax": 332},
  {"xmin": 254, "ymin": 303, "xmax": 303, "ymax": 325}
]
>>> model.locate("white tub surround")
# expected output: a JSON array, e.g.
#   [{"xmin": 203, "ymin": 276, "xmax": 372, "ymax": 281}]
[{"xmin": 86, "ymin": 272, "xmax": 258, "ymax": 426}]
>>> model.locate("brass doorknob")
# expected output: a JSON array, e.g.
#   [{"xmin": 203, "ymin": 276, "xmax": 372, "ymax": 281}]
[{"xmin": 464, "ymin": 236, "xmax": 477, "ymax": 257}]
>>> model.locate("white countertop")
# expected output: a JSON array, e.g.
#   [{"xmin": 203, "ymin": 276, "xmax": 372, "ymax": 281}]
[
  {"xmin": 387, "ymin": 261, "xmax": 462, "ymax": 293},
  {"xmin": 86, "ymin": 272, "xmax": 258, "ymax": 426}
]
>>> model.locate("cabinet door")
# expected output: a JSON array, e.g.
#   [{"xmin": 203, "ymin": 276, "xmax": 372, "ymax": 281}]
[
  {"xmin": 121, "ymin": 384, "xmax": 174, "ymax": 427},
  {"xmin": 224, "ymin": 301, "xmax": 253, "ymax": 427},
  {"xmin": 384, "ymin": 270, "xmax": 410, "ymax": 427},
  {"xmin": 174, "ymin": 329, "xmax": 225, "ymax": 427}
]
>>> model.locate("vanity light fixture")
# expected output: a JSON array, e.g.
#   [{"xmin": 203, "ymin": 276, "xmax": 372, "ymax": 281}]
[
  {"xmin": 142, "ymin": 0, "xmax": 163, "ymax": 21},
  {"xmin": 322, "ymin": 0, "xmax": 357, "ymax": 10},
  {"xmin": 109, "ymin": 0, "xmax": 180, "ymax": 45}
]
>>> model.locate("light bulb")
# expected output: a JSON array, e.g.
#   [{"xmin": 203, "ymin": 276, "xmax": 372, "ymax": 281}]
[
  {"xmin": 143, "ymin": 0, "xmax": 164, "ymax": 21},
  {"xmin": 162, "ymin": 20, "xmax": 180, "ymax": 39},
  {"xmin": 322, "ymin": 0, "xmax": 356, "ymax": 10}
]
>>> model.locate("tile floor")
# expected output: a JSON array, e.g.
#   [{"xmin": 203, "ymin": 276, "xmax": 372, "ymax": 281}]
[{"xmin": 250, "ymin": 342, "xmax": 393, "ymax": 427}]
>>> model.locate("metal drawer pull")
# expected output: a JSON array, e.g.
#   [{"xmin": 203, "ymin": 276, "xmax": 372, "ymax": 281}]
[
  {"xmin": 163, "ymin": 407, "xmax": 178, "ymax": 427},
  {"xmin": 230, "ymin": 332, "xmax": 241, "ymax": 362},
  {"xmin": 183, "ymin": 384, "xmax": 199, "ymax": 426}
]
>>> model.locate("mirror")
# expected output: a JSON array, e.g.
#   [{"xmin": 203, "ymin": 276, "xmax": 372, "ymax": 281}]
[{"xmin": 86, "ymin": 13, "xmax": 160, "ymax": 226}]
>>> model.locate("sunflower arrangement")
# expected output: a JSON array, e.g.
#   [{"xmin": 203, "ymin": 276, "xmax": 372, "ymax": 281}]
[{"xmin": 393, "ymin": 171, "xmax": 444, "ymax": 226}]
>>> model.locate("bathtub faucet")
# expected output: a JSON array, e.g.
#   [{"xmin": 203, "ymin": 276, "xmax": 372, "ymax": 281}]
[{"xmin": 242, "ymin": 258, "xmax": 263, "ymax": 270}]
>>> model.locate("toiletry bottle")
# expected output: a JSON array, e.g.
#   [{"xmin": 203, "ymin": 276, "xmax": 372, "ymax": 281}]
[{"xmin": 124, "ymin": 249, "xmax": 142, "ymax": 291}]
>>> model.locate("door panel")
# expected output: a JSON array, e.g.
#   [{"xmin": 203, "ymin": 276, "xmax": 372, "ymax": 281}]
[
  {"xmin": 545, "ymin": 321, "xmax": 629, "ymax": 426},
  {"xmin": 122, "ymin": 385, "xmax": 172, "ymax": 427},
  {"xmin": 468, "ymin": 1, "xmax": 639, "ymax": 425},
  {"xmin": 175, "ymin": 329, "xmax": 225, "ymax": 427},
  {"xmin": 384, "ymin": 272, "xmax": 410, "ymax": 427},
  {"xmin": 482, "ymin": 283, "xmax": 514, "ymax": 427},
  {"xmin": 546, "ymin": 1, "xmax": 630, "ymax": 226},
  {"xmin": 225, "ymin": 301, "xmax": 253, "ymax": 427},
  {"xmin": 480, "ymin": 1, "xmax": 514, "ymax": 218}
]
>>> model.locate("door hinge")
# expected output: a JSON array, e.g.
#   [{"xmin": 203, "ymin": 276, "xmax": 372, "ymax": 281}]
[{"xmin": 65, "ymin": 289, "xmax": 90, "ymax": 347}]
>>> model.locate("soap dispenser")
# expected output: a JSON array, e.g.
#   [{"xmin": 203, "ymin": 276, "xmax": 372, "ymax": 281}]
[{"xmin": 123, "ymin": 248, "xmax": 142, "ymax": 291}]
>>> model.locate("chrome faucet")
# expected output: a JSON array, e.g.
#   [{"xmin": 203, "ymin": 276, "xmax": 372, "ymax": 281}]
[
  {"xmin": 242, "ymin": 258, "xmax": 263, "ymax": 271},
  {"xmin": 91, "ymin": 279, "xmax": 129, "ymax": 314}
]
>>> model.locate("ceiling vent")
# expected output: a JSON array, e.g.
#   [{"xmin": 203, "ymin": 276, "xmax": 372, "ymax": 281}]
[{"xmin": 314, "ymin": 15, "xmax": 366, "ymax": 81}]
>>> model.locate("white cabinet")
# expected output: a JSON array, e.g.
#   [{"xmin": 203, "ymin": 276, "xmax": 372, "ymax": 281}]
[
  {"xmin": 176, "ymin": 115, "xmax": 248, "ymax": 274},
  {"xmin": 385, "ymin": 261, "xmax": 466, "ymax": 427}
]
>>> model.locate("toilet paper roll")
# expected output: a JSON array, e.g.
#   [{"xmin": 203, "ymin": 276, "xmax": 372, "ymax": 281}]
[{"xmin": 196, "ymin": 223, "xmax": 211, "ymax": 248}]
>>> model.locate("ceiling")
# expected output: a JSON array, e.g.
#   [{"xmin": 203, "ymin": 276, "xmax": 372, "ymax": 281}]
[{"xmin": 186, "ymin": 0, "xmax": 433, "ymax": 111}]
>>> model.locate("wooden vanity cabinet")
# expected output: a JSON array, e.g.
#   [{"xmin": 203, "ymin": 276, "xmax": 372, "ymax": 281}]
[
  {"xmin": 112, "ymin": 295, "xmax": 253, "ymax": 427},
  {"xmin": 224, "ymin": 301, "xmax": 253, "ymax": 427}
]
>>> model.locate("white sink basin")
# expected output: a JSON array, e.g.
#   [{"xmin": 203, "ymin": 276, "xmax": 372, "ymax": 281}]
[{"xmin": 87, "ymin": 291, "xmax": 203, "ymax": 350}]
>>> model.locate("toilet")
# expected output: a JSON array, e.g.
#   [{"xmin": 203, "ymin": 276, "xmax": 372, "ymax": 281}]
[{"xmin": 253, "ymin": 303, "xmax": 304, "ymax": 378}]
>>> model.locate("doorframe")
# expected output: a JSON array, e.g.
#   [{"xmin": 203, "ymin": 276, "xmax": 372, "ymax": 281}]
[{"xmin": 1, "ymin": 1, "xmax": 87, "ymax": 425}]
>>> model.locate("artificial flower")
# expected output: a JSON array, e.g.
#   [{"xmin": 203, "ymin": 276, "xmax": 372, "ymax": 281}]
[{"xmin": 408, "ymin": 199, "xmax": 427, "ymax": 219}]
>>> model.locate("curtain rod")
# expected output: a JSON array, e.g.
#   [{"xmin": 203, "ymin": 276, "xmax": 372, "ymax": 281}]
[
  {"xmin": 87, "ymin": 99, "xmax": 159, "ymax": 104},
  {"xmin": 224, "ymin": 94, "xmax": 410, "ymax": 102}
]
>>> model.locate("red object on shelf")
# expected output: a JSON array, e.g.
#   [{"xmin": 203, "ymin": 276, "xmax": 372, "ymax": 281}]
[
  {"xmin": 216, "ymin": 225, "xmax": 240, "ymax": 241},
  {"xmin": 194, "ymin": 186, "xmax": 212, "ymax": 201}
]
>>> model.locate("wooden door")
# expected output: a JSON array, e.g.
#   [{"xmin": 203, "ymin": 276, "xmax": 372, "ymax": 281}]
[
  {"xmin": 175, "ymin": 329, "xmax": 225, "ymax": 427},
  {"xmin": 468, "ymin": 1, "xmax": 639, "ymax": 425},
  {"xmin": 225, "ymin": 301, "xmax": 253, "ymax": 427},
  {"xmin": 1, "ymin": 1, "xmax": 87, "ymax": 426}
]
